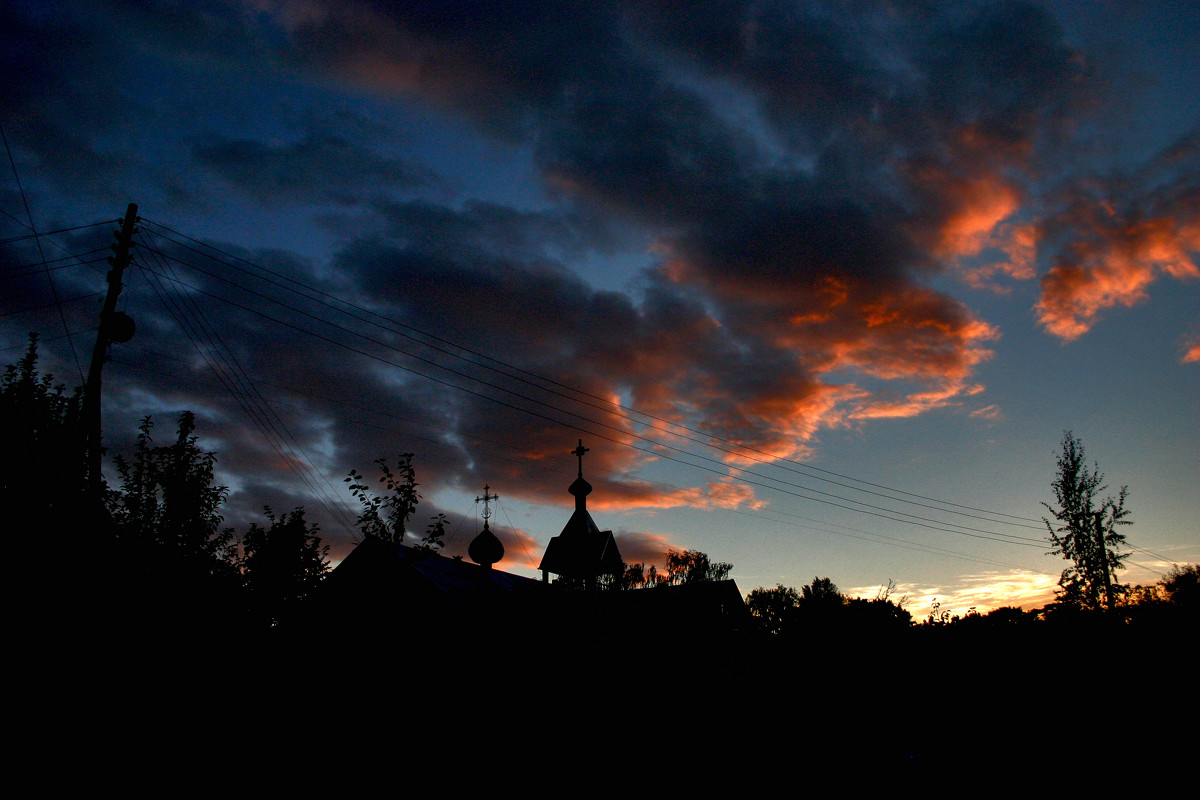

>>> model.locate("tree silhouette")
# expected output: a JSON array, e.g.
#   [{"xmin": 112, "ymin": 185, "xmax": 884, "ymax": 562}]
[
  {"xmin": 843, "ymin": 580, "xmax": 912, "ymax": 629},
  {"xmin": 747, "ymin": 583, "xmax": 801, "ymax": 634},
  {"xmin": 98, "ymin": 411, "xmax": 243, "ymax": 635},
  {"xmin": 1043, "ymin": 431, "xmax": 1131, "ymax": 610},
  {"xmin": 663, "ymin": 548, "xmax": 733, "ymax": 585},
  {"xmin": 613, "ymin": 562, "xmax": 666, "ymax": 589},
  {"xmin": 238, "ymin": 506, "xmax": 329, "ymax": 627},
  {"xmin": 801, "ymin": 576, "xmax": 844, "ymax": 606},
  {"xmin": 1, "ymin": 335, "xmax": 86, "ymax": 523},
  {"xmin": 419, "ymin": 512, "xmax": 448, "ymax": 554},
  {"xmin": 345, "ymin": 454, "xmax": 421, "ymax": 544},
  {"xmin": 749, "ymin": 578, "xmax": 911, "ymax": 635},
  {"xmin": 109, "ymin": 412, "xmax": 236, "ymax": 579},
  {"xmin": 843, "ymin": 596, "xmax": 912, "ymax": 629},
  {"xmin": 609, "ymin": 550, "xmax": 732, "ymax": 591},
  {"xmin": 1161, "ymin": 564, "xmax": 1199, "ymax": 607},
  {"xmin": 346, "ymin": 453, "xmax": 453, "ymax": 554},
  {"xmin": 619, "ymin": 561, "xmax": 648, "ymax": 589}
]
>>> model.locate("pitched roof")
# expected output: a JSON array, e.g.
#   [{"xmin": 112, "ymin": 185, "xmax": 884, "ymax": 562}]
[
  {"xmin": 327, "ymin": 535, "xmax": 543, "ymax": 598},
  {"xmin": 537, "ymin": 506, "xmax": 623, "ymax": 579},
  {"xmin": 537, "ymin": 450, "xmax": 623, "ymax": 579}
]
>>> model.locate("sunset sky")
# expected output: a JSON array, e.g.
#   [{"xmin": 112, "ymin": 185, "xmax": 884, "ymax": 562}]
[{"xmin": 3, "ymin": 0, "xmax": 1197, "ymax": 614}]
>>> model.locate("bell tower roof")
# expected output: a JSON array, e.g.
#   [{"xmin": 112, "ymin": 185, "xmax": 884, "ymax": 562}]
[
  {"xmin": 537, "ymin": 440, "xmax": 622, "ymax": 582},
  {"xmin": 468, "ymin": 484, "xmax": 504, "ymax": 568}
]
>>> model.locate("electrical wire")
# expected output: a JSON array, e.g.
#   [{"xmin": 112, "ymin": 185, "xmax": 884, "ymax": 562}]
[
  {"xmin": 3, "ymin": 214, "xmax": 1185, "ymax": 588},
  {"xmin": 107, "ymin": 345, "xmax": 1037, "ymax": 570},
  {"xmin": 137, "ymin": 229, "xmax": 1045, "ymax": 548},
  {"xmin": 0, "ymin": 289, "xmax": 106, "ymax": 318},
  {"xmin": 39, "ymin": 214, "xmax": 1157, "ymax": 575},
  {"xmin": 1, "ymin": 120, "xmax": 84, "ymax": 382},
  {"xmin": 139, "ymin": 245, "xmax": 358, "ymax": 534},
  {"xmin": 134, "ymin": 241, "xmax": 358, "ymax": 534},
  {"xmin": 142, "ymin": 218, "xmax": 1045, "ymax": 527},
  {"xmin": 0, "ymin": 221, "xmax": 112, "ymax": 244}
]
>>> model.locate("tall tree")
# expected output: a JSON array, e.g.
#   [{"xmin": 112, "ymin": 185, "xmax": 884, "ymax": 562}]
[
  {"xmin": 238, "ymin": 506, "xmax": 329, "ymax": 627},
  {"xmin": 613, "ymin": 550, "xmax": 731, "ymax": 591},
  {"xmin": 1160, "ymin": 564, "xmax": 1199, "ymax": 608},
  {"xmin": 345, "ymin": 454, "xmax": 420, "ymax": 544},
  {"xmin": 1, "ymin": 335, "xmax": 86, "ymax": 523},
  {"xmin": 747, "ymin": 584, "xmax": 801, "ymax": 634},
  {"xmin": 1042, "ymin": 431, "xmax": 1131, "ymax": 610},
  {"xmin": 109, "ymin": 412, "xmax": 234, "ymax": 573},
  {"xmin": 801, "ymin": 576, "xmax": 845, "ymax": 607},
  {"xmin": 749, "ymin": 578, "xmax": 910, "ymax": 635},
  {"xmin": 345, "ymin": 453, "xmax": 450, "ymax": 552},
  {"xmin": 103, "ymin": 412, "xmax": 240, "ymax": 634},
  {"xmin": 663, "ymin": 548, "xmax": 733, "ymax": 585}
]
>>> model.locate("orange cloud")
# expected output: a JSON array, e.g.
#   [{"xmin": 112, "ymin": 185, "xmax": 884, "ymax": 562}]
[
  {"xmin": 935, "ymin": 177, "xmax": 1022, "ymax": 260},
  {"xmin": 705, "ymin": 382, "xmax": 860, "ymax": 466},
  {"xmin": 1182, "ymin": 334, "xmax": 1200, "ymax": 364},
  {"xmin": 585, "ymin": 475, "xmax": 764, "ymax": 513},
  {"xmin": 857, "ymin": 296, "xmax": 997, "ymax": 378},
  {"xmin": 1036, "ymin": 201, "xmax": 1200, "ymax": 340},
  {"xmin": 900, "ymin": 122, "xmax": 1047, "ymax": 294},
  {"xmin": 962, "ymin": 223, "xmax": 1039, "ymax": 292},
  {"xmin": 905, "ymin": 157, "xmax": 1042, "ymax": 294},
  {"xmin": 484, "ymin": 525, "xmax": 545, "ymax": 573},
  {"xmin": 705, "ymin": 478, "xmax": 767, "ymax": 510},
  {"xmin": 661, "ymin": 250, "xmax": 1005, "ymax": 464},
  {"xmin": 799, "ymin": 289, "xmax": 998, "ymax": 422},
  {"xmin": 611, "ymin": 532, "xmax": 676, "ymax": 567},
  {"xmin": 970, "ymin": 403, "xmax": 1003, "ymax": 421},
  {"xmin": 851, "ymin": 381, "xmax": 986, "ymax": 420}
]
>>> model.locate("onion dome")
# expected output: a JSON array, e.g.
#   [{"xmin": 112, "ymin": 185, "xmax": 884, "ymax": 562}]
[
  {"xmin": 468, "ymin": 521, "xmax": 504, "ymax": 568},
  {"xmin": 469, "ymin": 484, "xmax": 504, "ymax": 568}
]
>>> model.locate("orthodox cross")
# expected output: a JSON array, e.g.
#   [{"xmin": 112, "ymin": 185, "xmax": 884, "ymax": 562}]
[
  {"xmin": 572, "ymin": 439, "xmax": 589, "ymax": 477},
  {"xmin": 476, "ymin": 484, "xmax": 498, "ymax": 526}
]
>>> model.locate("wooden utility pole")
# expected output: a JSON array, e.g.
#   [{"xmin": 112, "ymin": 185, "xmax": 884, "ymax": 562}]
[
  {"xmin": 85, "ymin": 202, "xmax": 138, "ymax": 507},
  {"xmin": 1094, "ymin": 510, "xmax": 1114, "ymax": 610}
]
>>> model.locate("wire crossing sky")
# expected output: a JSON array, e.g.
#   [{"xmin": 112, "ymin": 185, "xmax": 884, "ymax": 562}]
[{"xmin": 2, "ymin": 0, "xmax": 1197, "ymax": 613}]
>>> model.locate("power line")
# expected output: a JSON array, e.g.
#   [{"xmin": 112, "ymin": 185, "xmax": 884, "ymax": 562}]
[
  {"xmin": 0, "ymin": 221, "xmax": 112, "ymax": 244},
  {"xmin": 135, "ymin": 239, "xmax": 357, "ymax": 534},
  {"xmin": 138, "ymin": 220, "xmax": 1045, "ymax": 547},
  {"xmin": 106, "ymin": 347, "xmax": 1038, "ymax": 570},
  {"xmin": 1, "ymin": 255, "xmax": 111, "ymax": 281},
  {"xmin": 1126, "ymin": 543, "xmax": 1184, "ymax": 567},
  {"xmin": 135, "ymin": 235, "xmax": 1045, "ymax": 550},
  {"xmin": 0, "ymin": 289, "xmax": 106, "ymax": 319},
  {"xmin": 143, "ymin": 218, "xmax": 1044, "ymax": 527},
  {"xmin": 1, "ymin": 120, "xmax": 84, "ymax": 382}
]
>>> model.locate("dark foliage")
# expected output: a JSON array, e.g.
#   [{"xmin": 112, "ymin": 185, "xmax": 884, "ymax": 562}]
[
  {"xmin": 664, "ymin": 547, "xmax": 733, "ymax": 584},
  {"xmin": 613, "ymin": 548, "xmax": 733, "ymax": 591},
  {"xmin": 0, "ymin": 335, "xmax": 86, "ymax": 522},
  {"xmin": 1161, "ymin": 563, "xmax": 1199, "ymax": 607},
  {"xmin": 843, "ymin": 596, "xmax": 913, "ymax": 629},
  {"xmin": 747, "ymin": 577, "xmax": 911, "ymax": 635},
  {"xmin": 801, "ymin": 576, "xmax": 844, "ymax": 606},
  {"xmin": 418, "ymin": 512, "xmax": 448, "ymax": 554},
  {"xmin": 746, "ymin": 583, "xmax": 801, "ymax": 634},
  {"xmin": 238, "ymin": 506, "xmax": 330, "ymax": 627},
  {"xmin": 1043, "ymin": 431, "xmax": 1131, "ymax": 610},
  {"xmin": 108, "ymin": 412, "xmax": 235, "ymax": 575},
  {"xmin": 345, "ymin": 453, "xmax": 458, "ymax": 560},
  {"xmin": 346, "ymin": 453, "xmax": 425, "ymax": 545},
  {"xmin": 4, "ymin": 335, "xmax": 1193, "ymax": 678}
]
